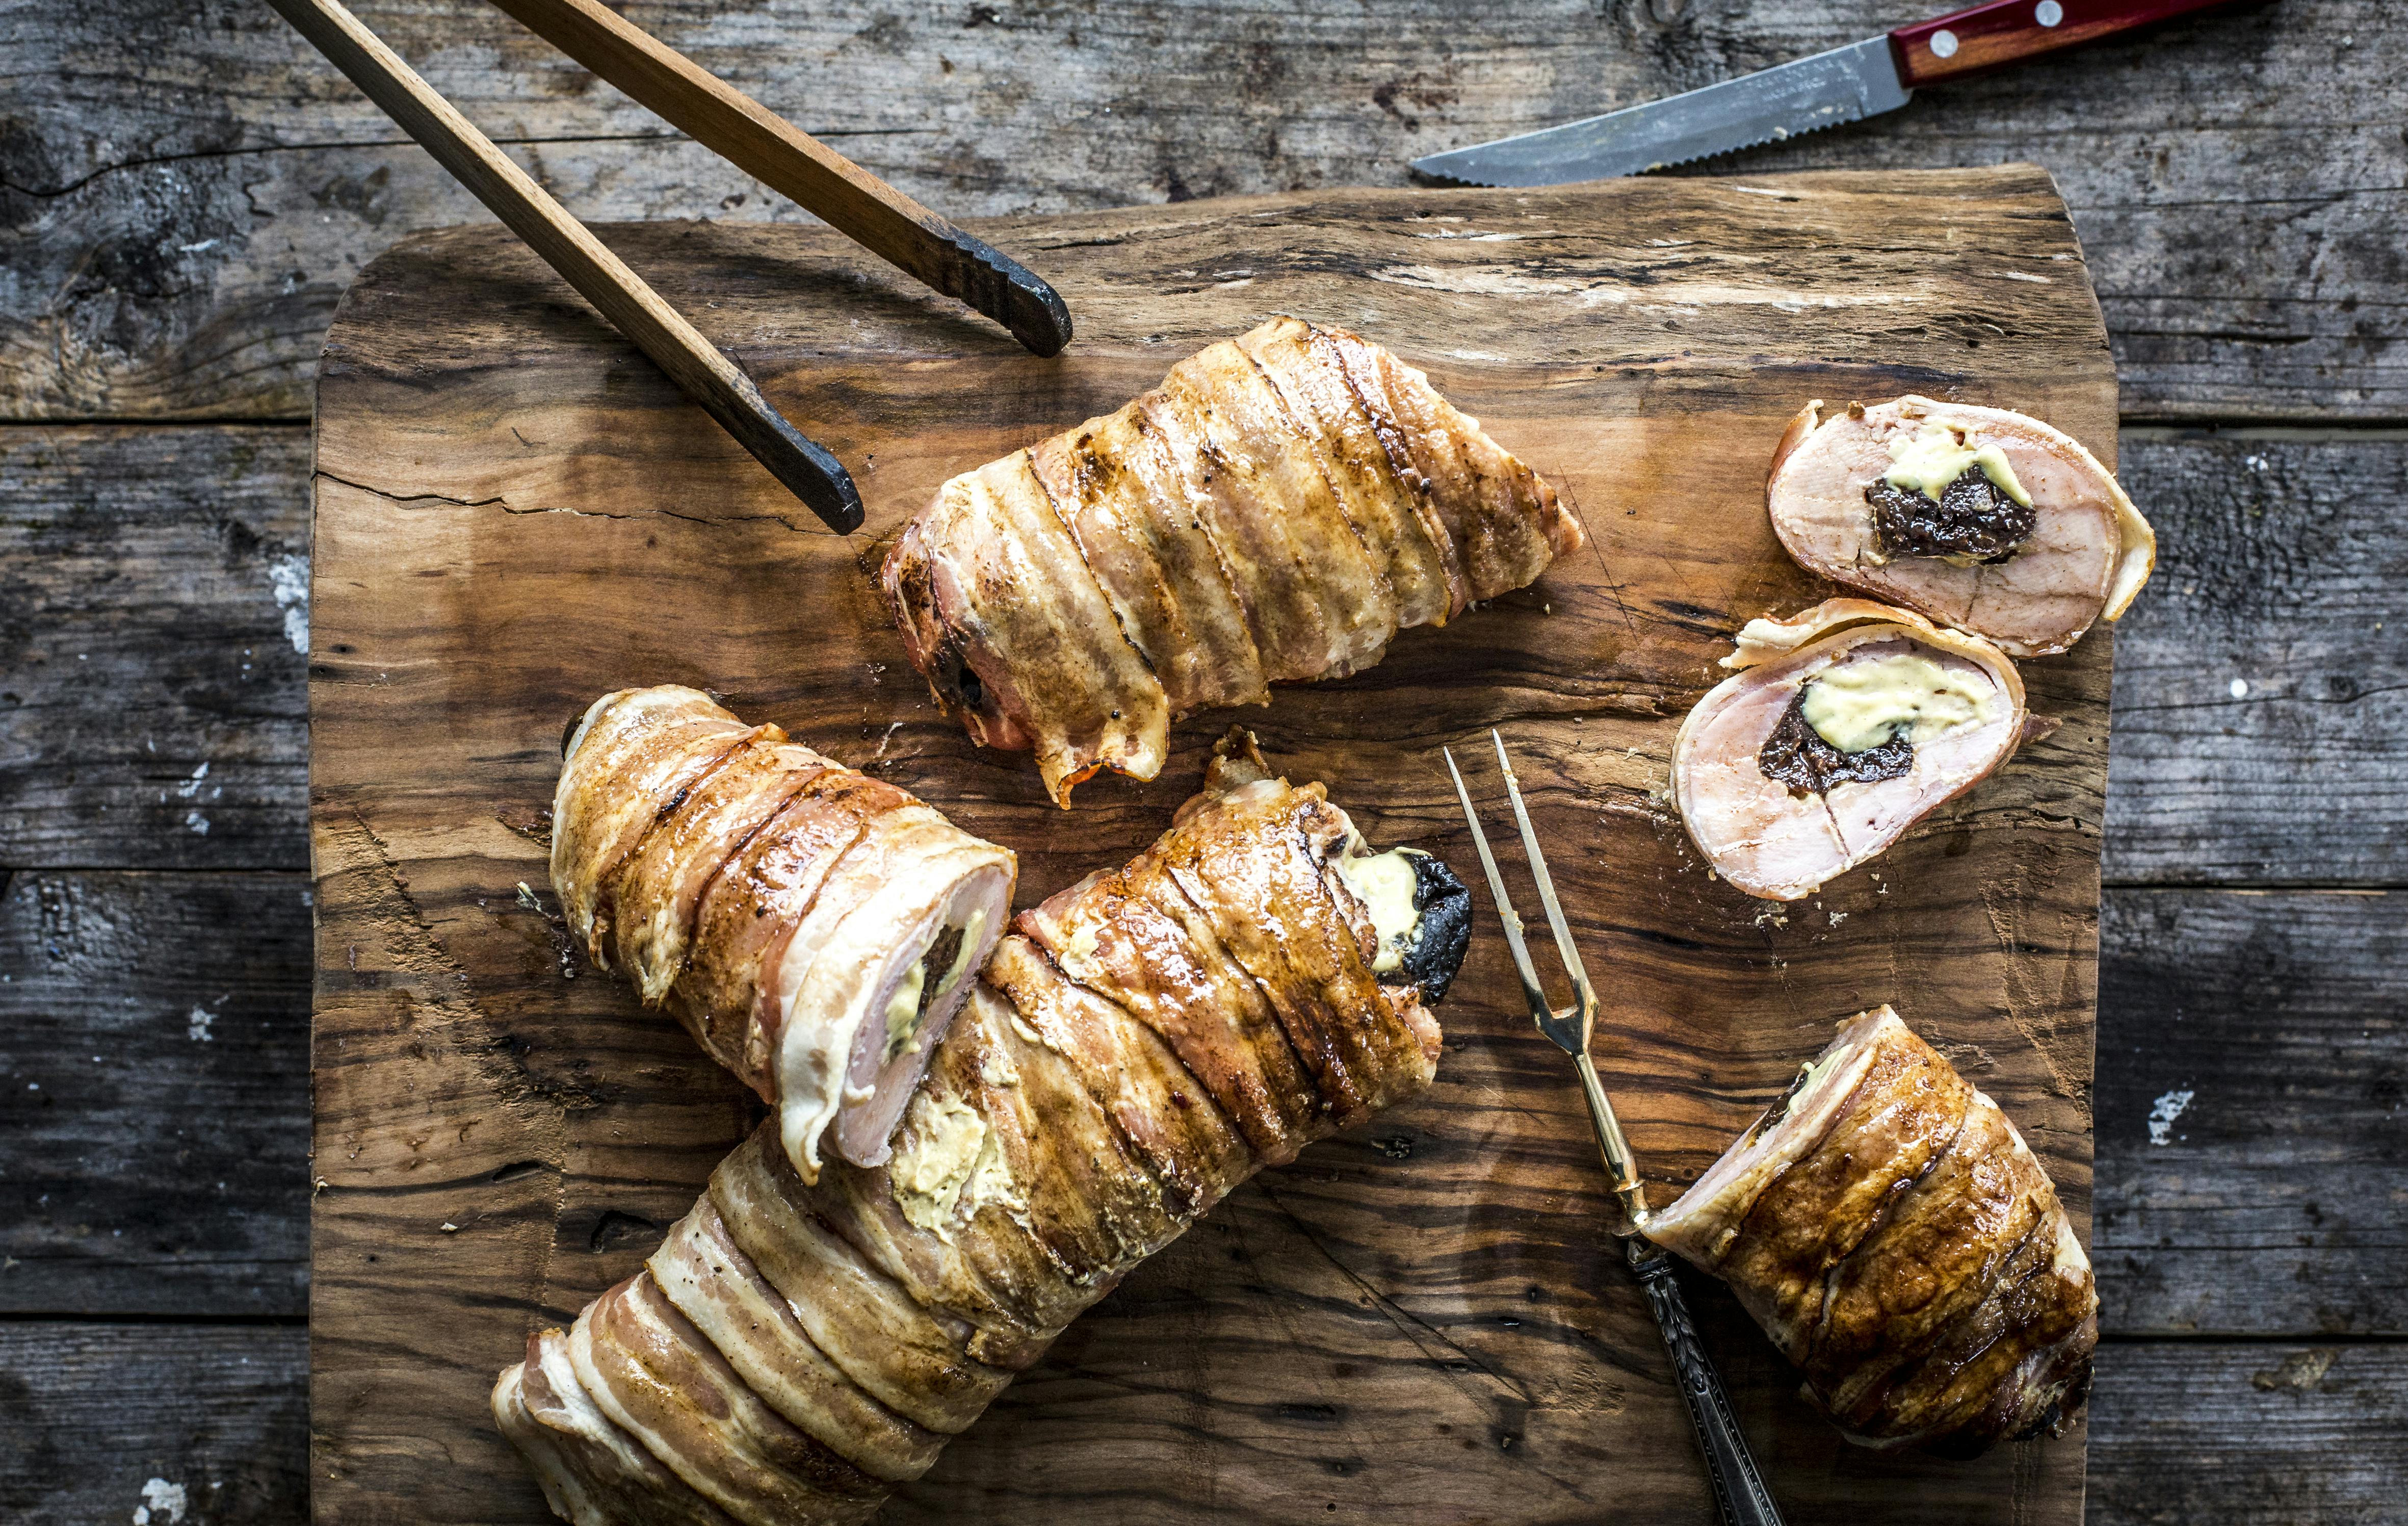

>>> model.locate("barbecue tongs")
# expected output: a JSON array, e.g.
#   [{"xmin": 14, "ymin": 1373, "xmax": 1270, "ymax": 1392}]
[
  {"xmin": 1449, "ymin": 734, "xmax": 1786, "ymax": 1526},
  {"xmin": 269, "ymin": 0, "xmax": 1074, "ymax": 533}
]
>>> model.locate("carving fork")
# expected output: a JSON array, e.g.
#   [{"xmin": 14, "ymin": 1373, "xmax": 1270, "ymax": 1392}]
[{"xmin": 1446, "ymin": 732, "xmax": 1785, "ymax": 1526}]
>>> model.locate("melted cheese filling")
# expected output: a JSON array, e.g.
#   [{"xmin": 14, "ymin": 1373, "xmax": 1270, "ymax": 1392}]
[
  {"xmin": 1749, "ymin": 1045, "xmax": 1852, "ymax": 1146},
  {"xmin": 1800, "ymin": 651, "xmax": 2000, "ymax": 754},
  {"xmin": 1333, "ymin": 846, "xmax": 1420, "ymax": 974},
  {"xmin": 890, "ymin": 1085, "xmax": 1023, "ymax": 1238},
  {"xmin": 880, "ymin": 961, "xmax": 927, "ymax": 1059},
  {"xmin": 890, "ymin": 1091, "xmax": 987, "ymax": 1234},
  {"xmin": 1885, "ymin": 423, "xmax": 2033, "ymax": 508}
]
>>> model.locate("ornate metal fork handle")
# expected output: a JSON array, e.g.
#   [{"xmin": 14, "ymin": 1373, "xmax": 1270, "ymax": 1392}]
[{"xmin": 1446, "ymin": 732, "xmax": 1787, "ymax": 1526}]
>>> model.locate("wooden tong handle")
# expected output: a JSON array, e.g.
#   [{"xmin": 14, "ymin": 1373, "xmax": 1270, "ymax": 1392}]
[
  {"xmin": 490, "ymin": 0, "xmax": 1072, "ymax": 358},
  {"xmin": 1892, "ymin": 0, "xmax": 2237, "ymax": 87},
  {"xmin": 268, "ymin": 0, "xmax": 863, "ymax": 532}
]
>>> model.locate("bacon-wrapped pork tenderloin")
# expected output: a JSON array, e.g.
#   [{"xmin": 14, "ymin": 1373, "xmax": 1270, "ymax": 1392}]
[
  {"xmin": 1646, "ymin": 1005, "xmax": 2097, "ymax": 1456},
  {"xmin": 1672, "ymin": 599, "xmax": 2029, "ymax": 901},
  {"xmin": 553, "ymin": 686, "xmax": 1016, "ymax": 1179},
  {"xmin": 881, "ymin": 317, "xmax": 1586, "ymax": 805},
  {"xmin": 1767, "ymin": 396, "xmax": 2154, "ymax": 656},
  {"xmin": 498, "ymin": 732, "xmax": 1469, "ymax": 1524}
]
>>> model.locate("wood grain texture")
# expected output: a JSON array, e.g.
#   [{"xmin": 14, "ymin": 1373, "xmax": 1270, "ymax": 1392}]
[
  {"xmin": 2, "ymin": 0, "xmax": 2396, "ymax": 421},
  {"xmin": 0, "ymin": 871, "xmax": 311, "ymax": 1316},
  {"xmin": 2086, "ymin": 1342, "xmax": 2408, "ymax": 1526},
  {"xmin": 0, "ymin": 1323, "xmax": 309, "ymax": 1525},
  {"xmin": 2094, "ymin": 889, "xmax": 2408, "ymax": 1337},
  {"xmin": 309, "ymin": 168, "xmax": 2106, "ymax": 1524},
  {"xmin": 0, "ymin": 426, "xmax": 312, "ymax": 870},
  {"xmin": 2102, "ymin": 430, "xmax": 2408, "ymax": 886}
]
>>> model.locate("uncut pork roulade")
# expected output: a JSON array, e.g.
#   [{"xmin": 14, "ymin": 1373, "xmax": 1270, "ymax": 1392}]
[
  {"xmin": 552, "ymin": 685, "xmax": 1015, "ymax": 1179},
  {"xmin": 496, "ymin": 731, "xmax": 1470, "ymax": 1525},
  {"xmin": 1672, "ymin": 599, "xmax": 2028, "ymax": 901},
  {"xmin": 1645, "ymin": 1005, "xmax": 2097, "ymax": 1456},
  {"xmin": 881, "ymin": 316, "xmax": 1586, "ymax": 806},
  {"xmin": 1767, "ymin": 395, "xmax": 2154, "ymax": 656}
]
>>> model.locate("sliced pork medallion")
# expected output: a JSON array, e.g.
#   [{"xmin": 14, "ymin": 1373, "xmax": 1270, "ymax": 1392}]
[
  {"xmin": 1767, "ymin": 395, "xmax": 2155, "ymax": 656},
  {"xmin": 1645, "ymin": 1005, "xmax": 2097, "ymax": 1455},
  {"xmin": 882, "ymin": 315, "xmax": 1585, "ymax": 806},
  {"xmin": 551, "ymin": 685, "xmax": 1014, "ymax": 1178},
  {"xmin": 496, "ymin": 732, "xmax": 1461, "ymax": 1525},
  {"xmin": 1672, "ymin": 599, "xmax": 2027, "ymax": 900}
]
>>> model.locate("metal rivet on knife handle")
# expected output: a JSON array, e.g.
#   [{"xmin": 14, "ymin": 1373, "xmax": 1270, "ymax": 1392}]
[{"xmin": 1889, "ymin": 0, "xmax": 2239, "ymax": 89}]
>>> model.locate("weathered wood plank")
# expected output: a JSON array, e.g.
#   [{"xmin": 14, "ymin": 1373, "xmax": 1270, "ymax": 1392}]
[
  {"xmin": 2087, "ymin": 1342, "xmax": 2408, "ymax": 1526},
  {"xmin": 2095, "ymin": 889, "xmax": 2408, "ymax": 1338},
  {"xmin": 0, "ymin": 871, "xmax": 311, "ymax": 1316},
  {"xmin": 2103, "ymin": 429, "xmax": 2408, "ymax": 886},
  {"xmin": 1, "ymin": 0, "xmax": 2395, "ymax": 420},
  {"xmin": 0, "ymin": 1323, "xmax": 308, "ymax": 1525},
  {"xmin": 0, "ymin": 426, "xmax": 310, "ymax": 870}
]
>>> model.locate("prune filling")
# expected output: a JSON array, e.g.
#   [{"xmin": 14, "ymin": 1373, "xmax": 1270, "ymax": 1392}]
[
  {"xmin": 1758, "ymin": 691, "xmax": 1915, "ymax": 798},
  {"xmin": 940, "ymin": 646, "xmax": 987, "ymax": 714},
  {"xmin": 916, "ymin": 924, "xmax": 965, "ymax": 1026},
  {"xmin": 1391, "ymin": 851, "xmax": 1472, "ymax": 1003},
  {"xmin": 1867, "ymin": 465, "xmax": 2036, "ymax": 561}
]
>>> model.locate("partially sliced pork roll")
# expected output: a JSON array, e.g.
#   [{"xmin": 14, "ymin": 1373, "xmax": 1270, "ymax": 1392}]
[
  {"xmin": 1767, "ymin": 395, "xmax": 2155, "ymax": 656},
  {"xmin": 1646, "ymin": 1005, "xmax": 2097, "ymax": 1456},
  {"xmin": 1672, "ymin": 599, "xmax": 2028, "ymax": 900},
  {"xmin": 552, "ymin": 686, "xmax": 1015, "ymax": 1179},
  {"xmin": 882, "ymin": 316, "xmax": 1586, "ymax": 805},
  {"xmin": 497, "ymin": 732, "xmax": 1464, "ymax": 1525}
]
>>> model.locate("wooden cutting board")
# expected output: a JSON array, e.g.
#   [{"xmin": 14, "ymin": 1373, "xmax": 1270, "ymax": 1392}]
[{"xmin": 309, "ymin": 166, "xmax": 2108, "ymax": 1526}]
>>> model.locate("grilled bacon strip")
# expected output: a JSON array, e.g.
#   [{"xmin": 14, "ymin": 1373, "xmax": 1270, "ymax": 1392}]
[
  {"xmin": 882, "ymin": 317, "xmax": 1585, "ymax": 805},
  {"xmin": 500, "ymin": 734, "xmax": 1454, "ymax": 1524},
  {"xmin": 1645, "ymin": 1006, "xmax": 2098, "ymax": 1455},
  {"xmin": 552, "ymin": 686, "xmax": 1016, "ymax": 1181}
]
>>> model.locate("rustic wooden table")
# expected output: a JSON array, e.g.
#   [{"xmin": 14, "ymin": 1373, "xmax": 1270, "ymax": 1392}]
[{"xmin": 2, "ymin": 1, "xmax": 2400, "ymax": 1522}]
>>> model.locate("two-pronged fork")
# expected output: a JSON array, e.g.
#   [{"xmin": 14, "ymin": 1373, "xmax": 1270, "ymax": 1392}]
[{"xmin": 1446, "ymin": 732, "xmax": 1786, "ymax": 1526}]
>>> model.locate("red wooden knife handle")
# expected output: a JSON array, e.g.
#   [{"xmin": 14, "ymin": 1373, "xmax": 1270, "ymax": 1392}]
[{"xmin": 1891, "ymin": 0, "xmax": 2234, "ymax": 87}]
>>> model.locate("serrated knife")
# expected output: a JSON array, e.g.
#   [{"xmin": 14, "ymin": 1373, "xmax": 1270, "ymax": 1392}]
[{"xmin": 1410, "ymin": 0, "xmax": 2240, "ymax": 188}]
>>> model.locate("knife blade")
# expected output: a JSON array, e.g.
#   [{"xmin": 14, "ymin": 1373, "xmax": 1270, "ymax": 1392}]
[
  {"xmin": 1410, "ymin": 0, "xmax": 2239, "ymax": 188},
  {"xmin": 1412, "ymin": 35, "xmax": 1907, "ymax": 189}
]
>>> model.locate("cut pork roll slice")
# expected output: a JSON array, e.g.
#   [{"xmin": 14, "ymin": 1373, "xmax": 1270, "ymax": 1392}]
[
  {"xmin": 1767, "ymin": 395, "xmax": 2154, "ymax": 656},
  {"xmin": 552, "ymin": 685, "xmax": 1015, "ymax": 1179},
  {"xmin": 1645, "ymin": 1005, "xmax": 2097, "ymax": 1455},
  {"xmin": 1672, "ymin": 599, "xmax": 2027, "ymax": 900},
  {"xmin": 496, "ymin": 732, "xmax": 1464, "ymax": 1525},
  {"xmin": 882, "ymin": 316, "xmax": 1585, "ymax": 806}
]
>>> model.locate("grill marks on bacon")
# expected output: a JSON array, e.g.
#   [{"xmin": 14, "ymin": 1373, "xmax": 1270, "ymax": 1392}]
[
  {"xmin": 1643, "ymin": 1006, "xmax": 2097, "ymax": 1455},
  {"xmin": 551, "ymin": 687, "xmax": 1015, "ymax": 1183},
  {"xmin": 1028, "ymin": 405, "xmax": 1268, "ymax": 715},
  {"xmin": 883, "ymin": 317, "xmax": 1584, "ymax": 805},
  {"xmin": 675, "ymin": 767, "xmax": 910, "ymax": 1092},
  {"xmin": 496, "ymin": 762, "xmax": 1445, "ymax": 1526}
]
